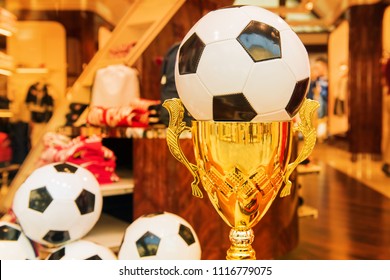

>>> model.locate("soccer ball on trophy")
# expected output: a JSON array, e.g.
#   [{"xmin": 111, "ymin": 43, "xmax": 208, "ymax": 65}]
[
  {"xmin": 0, "ymin": 221, "xmax": 38, "ymax": 260},
  {"xmin": 46, "ymin": 240, "xmax": 117, "ymax": 260},
  {"xmin": 118, "ymin": 211, "xmax": 201, "ymax": 260},
  {"xmin": 12, "ymin": 162, "xmax": 103, "ymax": 247},
  {"xmin": 163, "ymin": 5, "xmax": 319, "ymax": 260},
  {"xmin": 175, "ymin": 5, "xmax": 310, "ymax": 122}
]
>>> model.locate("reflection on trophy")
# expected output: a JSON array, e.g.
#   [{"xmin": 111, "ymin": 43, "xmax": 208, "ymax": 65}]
[{"xmin": 163, "ymin": 5, "xmax": 319, "ymax": 260}]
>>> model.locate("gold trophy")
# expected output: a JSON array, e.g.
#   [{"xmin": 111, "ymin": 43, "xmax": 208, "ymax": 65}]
[
  {"xmin": 163, "ymin": 98, "xmax": 318, "ymax": 260},
  {"xmin": 162, "ymin": 5, "xmax": 319, "ymax": 260}
]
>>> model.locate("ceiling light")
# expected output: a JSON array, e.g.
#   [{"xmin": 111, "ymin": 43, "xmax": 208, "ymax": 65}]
[{"xmin": 305, "ymin": 1, "xmax": 314, "ymax": 11}]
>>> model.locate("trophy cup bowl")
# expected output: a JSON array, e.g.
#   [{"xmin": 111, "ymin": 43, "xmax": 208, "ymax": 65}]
[{"xmin": 163, "ymin": 98, "xmax": 319, "ymax": 260}]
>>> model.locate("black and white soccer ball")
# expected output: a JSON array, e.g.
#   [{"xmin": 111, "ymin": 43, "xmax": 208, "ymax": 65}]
[
  {"xmin": 13, "ymin": 162, "xmax": 103, "ymax": 247},
  {"xmin": 175, "ymin": 5, "xmax": 310, "ymax": 122},
  {"xmin": 46, "ymin": 240, "xmax": 117, "ymax": 260},
  {"xmin": 0, "ymin": 221, "xmax": 38, "ymax": 259},
  {"xmin": 118, "ymin": 211, "xmax": 201, "ymax": 260}
]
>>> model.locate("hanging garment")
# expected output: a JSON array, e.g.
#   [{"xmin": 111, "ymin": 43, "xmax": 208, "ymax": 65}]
[
  {"xmin": 25, "ymin": 82, "xmax": 54, "ymax": 123},
  {"xmin": 90, "ymin": 64, "xmax": 140, "ymax": 108}
]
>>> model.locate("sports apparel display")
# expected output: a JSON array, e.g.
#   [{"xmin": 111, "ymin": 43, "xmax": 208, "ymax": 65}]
[
  {"xmin": 87, "ymin": 64, "xmax": 160, "ymax": 127},
  {"xmin": 38, "ymin": 132, "xmax": 119, "ymax": 184},
  {"xmin": 90, "ymin": 65, "xmax": 140, "ymax": 108}
]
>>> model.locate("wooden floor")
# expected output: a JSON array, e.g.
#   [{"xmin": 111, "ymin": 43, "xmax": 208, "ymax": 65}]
[{"xmin": 278, "ymin": 142, "xmax": 390, "ymax": 260}]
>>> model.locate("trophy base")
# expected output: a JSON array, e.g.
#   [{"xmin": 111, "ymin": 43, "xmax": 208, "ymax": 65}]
[{"xmin": 226, "ymin": 228, "xmax": 256, "ymax": 260}]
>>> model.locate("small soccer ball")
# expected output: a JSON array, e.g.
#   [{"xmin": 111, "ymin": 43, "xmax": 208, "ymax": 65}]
[
  {"xmin": 46, "ymin": 240, "xmax": 117, "ymax": 260},
  {"xmin": 118, "ymin": 211, "xmax": 201, "ymax": 260},
  {"xmin": 13, "ymin": 162, "xmax": 103, "ymax": 247},
  {"xmin": 0, "ymin": 221, "xmax": 38, "ymax": 260},
  {"xmin": 175, "ymin": 5, "xmax": 310, "ymax": 122}
]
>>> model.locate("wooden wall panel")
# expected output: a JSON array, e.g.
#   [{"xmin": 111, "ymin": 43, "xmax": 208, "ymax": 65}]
[
  {"xmin": 348, "ymin": 3, "xmax": 387, "ymax": 156},
  {"xmin": 139, "ymin": 0, "xmax": 233, "ymax": 101}
]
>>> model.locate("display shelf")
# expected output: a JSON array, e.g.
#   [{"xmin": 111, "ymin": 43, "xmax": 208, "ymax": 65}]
[
  {"xmin": 100, "ymin": 173, "xmax": 134, "ymax": 197},
  {"xmin": 14, "ymin": 67, "xmax": 50, "ymax": 74},
  {"xmin": 0, "ymin": 8, "xmax": 16, "ymax": 76},
  {"xmin": 0, "ymin": 7, "xmax": 17, "ymax": 36},
  {"xmin": 0, "ymin": 109, "xmax": 12, "ymax": 118},
  {"xmin": 0, "ymin": 52, "xmax": 14, "ymax": 72},
  {"xmin": 83, "ymin": 213, "xmax": 129, "ymax": 253},
  {"xmin": 57, "ymin": 125, "xmax": 168, "ymax": 139},
  {"xmin": 0, "ymin": 51, "xmax": 14, "ymax": 76}
]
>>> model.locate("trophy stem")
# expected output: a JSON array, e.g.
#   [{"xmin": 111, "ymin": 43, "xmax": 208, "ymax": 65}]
[{"xmin": 226, "ymin": 228, "xmax": 256, "ymax": 260}]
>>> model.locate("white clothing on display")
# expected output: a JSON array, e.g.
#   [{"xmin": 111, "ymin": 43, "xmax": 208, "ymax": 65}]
[{"xmin": 90, "ymin": 64, "xmax": 140, "ymax": 108}]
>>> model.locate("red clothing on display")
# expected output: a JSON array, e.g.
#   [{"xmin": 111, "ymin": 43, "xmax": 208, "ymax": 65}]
[
  {"xmin": 0, "ymin": 132, "xmax": 12, "ymax": 163},
  {"xmin": 39, "ymin": 133, "xmax": 119, "ymax": 184},
  {"xmin": 87, "ymin": 98, "xmax": 160, "ymax": 128}
]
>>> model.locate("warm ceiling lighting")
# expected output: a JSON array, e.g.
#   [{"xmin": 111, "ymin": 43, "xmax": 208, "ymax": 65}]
[
  {"xmin": 0, "ymin": 28, "xmax": 13, "ymax": 36},
  {"xmin": 15, "ymin": 68, "xmax": 49, "ymax": 74},
  {"xmin": 305, "ymin": 1, "xmax": 314, "ymax": 11},
  {"xmin": 0, "ymin": 69, "xmax": 12, "ymax": 76}
]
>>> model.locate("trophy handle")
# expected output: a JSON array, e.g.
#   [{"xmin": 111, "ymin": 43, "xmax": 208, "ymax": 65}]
[
  {"xmin": 280, "ymin": 98, "xmax": 320, "ymax": 197},
  {"xmin": 162, "ymin": 98, "xmax": 203, "ymax": 198}
]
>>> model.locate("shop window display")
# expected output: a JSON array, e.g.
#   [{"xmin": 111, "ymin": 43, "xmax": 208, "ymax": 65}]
[{"xmin": 87, "ymin": 64, "xmax": 160, "ymax": 128}]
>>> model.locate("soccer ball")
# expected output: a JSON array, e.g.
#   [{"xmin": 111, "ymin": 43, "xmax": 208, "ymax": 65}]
[
  {"xmin": 13, "ymin": 162, "xmax": 103, "ymax": 247},
  {"xmin": 46, "ymin": 240, "xmax": 117, "ymax": 260},
  {"xmin": 175, "ymin": 5, "xmax": 310, "ymax": 122},
  {"xmin": 0, "ymin": 221, "xmax": 38, "ymax": 259},
  {"xmin": 118, "ymin": 211, "xmax": 201, "ymax": 260}
]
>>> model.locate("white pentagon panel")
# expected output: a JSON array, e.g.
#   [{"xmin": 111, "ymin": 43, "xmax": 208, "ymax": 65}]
[
  {"xmin": 280, "ymin": 29, "xmax": 310, "ymax": 81},
  {"xmin": 195, "ymin": 8, "xmax": 250, "ymax": 44},
  {"xmin": 197, "ymin": 40, "xmax": 253, "ymax": 96},
  {"xmin": 243, "ymin": 59, "xmax": 296, "ymax": 115},
  {"xmin": 239, "ymin": 5, "xmax": 291, "ymax": 32},
  {"xmin": 175, "ymin": 72, "xmax": 213, "ymax": 120},
  {"xmin": 252, "ymin": 109, "xmax": 291, "ymax": 122}
]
